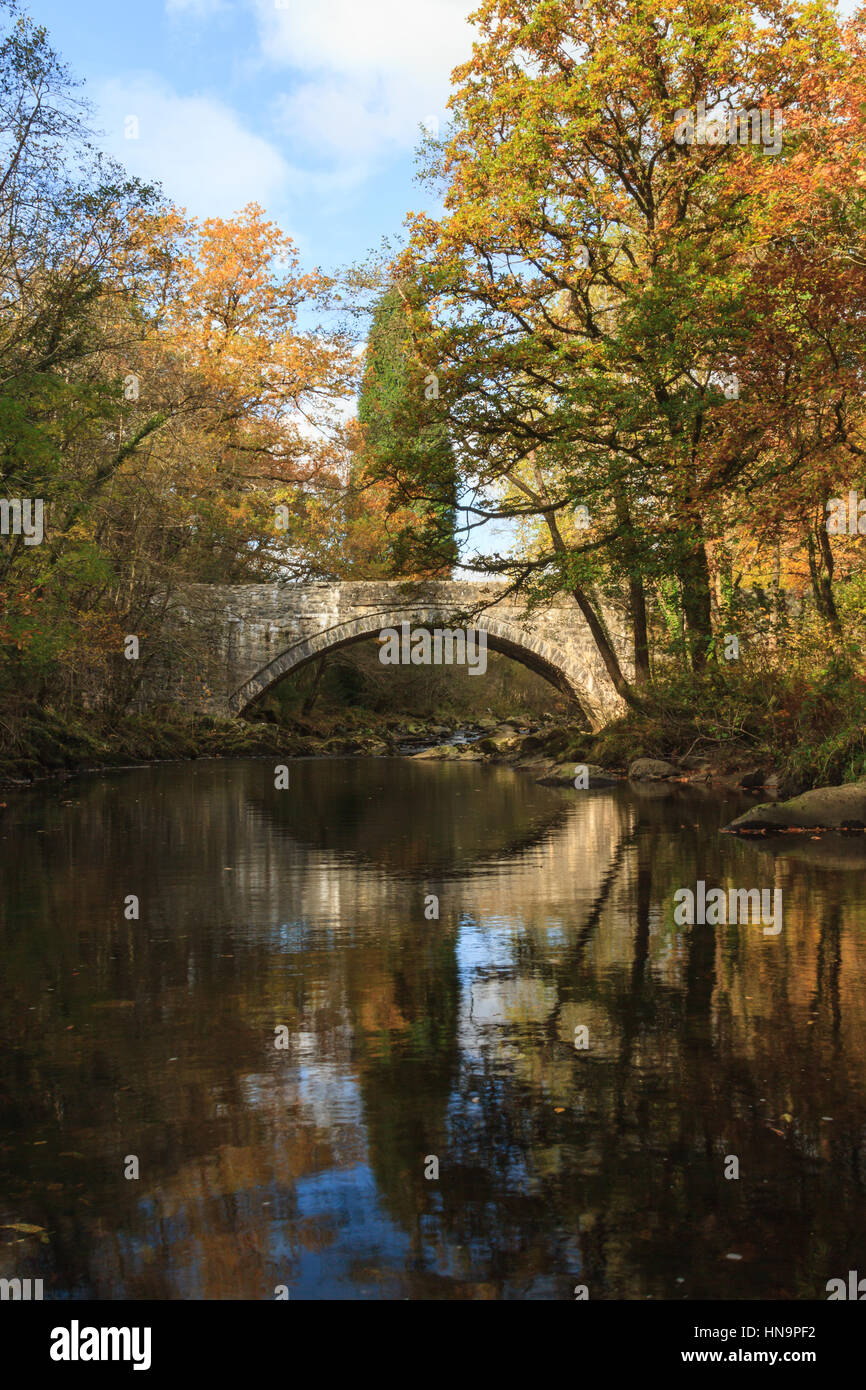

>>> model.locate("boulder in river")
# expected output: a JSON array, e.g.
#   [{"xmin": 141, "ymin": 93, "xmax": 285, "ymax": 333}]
[
  {"xmin": 411, "ymin": 743, "xmax": 484, "ymax": 761},
  {"xmin": 476, "ymin": 728, "xmax": 522, "ymax": 754},
  {"xmin": 536, "ymin": 762, "xmax": 620, "ymax": 787},
  {"xmin": 739, "ymin": 768, "xmax": 779, "ymax": 790},
  {"xmin": 628, "ymin": 757, "xmax": 678, "ymax": 781},
  {"xmin": 723, "ymin": 781, "xmax": 866, "ymax": 833}
]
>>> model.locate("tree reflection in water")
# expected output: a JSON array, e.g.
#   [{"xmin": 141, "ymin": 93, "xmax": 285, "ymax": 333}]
[{"xmin": 0, "ymin": 759, "xmax": 864, "ymax": 1299}]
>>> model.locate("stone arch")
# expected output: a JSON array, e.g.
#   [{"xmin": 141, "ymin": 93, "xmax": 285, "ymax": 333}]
[{"xmin": 228, "ymin": 608, "xmax": 592, "ymax": 720}]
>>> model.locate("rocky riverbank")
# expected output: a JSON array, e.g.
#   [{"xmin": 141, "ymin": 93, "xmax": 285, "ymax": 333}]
[
  {"xmin": 1, "ymin": 703, "xmax": 858, "ymax": 818},
  {"xmin": 417, "ymin": 719, "xmax": 866, "ymax": 830},
  {"xmin": 408, "ymin": 717, "xmax": 785, "ymax": 795},
  {"xmin": 0, "ymin": 703, "xmax": 505, "ymax": 789}
]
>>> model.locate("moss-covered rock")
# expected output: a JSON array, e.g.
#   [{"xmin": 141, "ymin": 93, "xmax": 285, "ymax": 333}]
[
  {"xmin": 723, "ymin": 781, "xmax": 866, "ymax": 832},
  {"xmin": 536, "ymin": 762, "xmax": 620, "ymax": 787},
  {"xmin": 628, "ymin": 757, "xmax": 678, "ymax": 781}
]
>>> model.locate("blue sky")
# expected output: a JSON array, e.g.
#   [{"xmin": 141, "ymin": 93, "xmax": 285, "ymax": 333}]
[{"xmin": 30, "ymin": 0, "xmax": 479, "ymax": 275}]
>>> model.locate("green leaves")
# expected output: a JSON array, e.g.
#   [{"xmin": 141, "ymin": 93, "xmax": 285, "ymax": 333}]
[{"xmin": 356, "ymin": 286, "xmax": 459, "ymax": 576}]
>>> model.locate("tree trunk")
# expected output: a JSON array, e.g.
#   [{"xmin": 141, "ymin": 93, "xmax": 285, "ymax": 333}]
[
  {"xmin": 816, "ymin": 516, "xmax": 842, "ymax": 634},
  {"xmin": 807, "ymin": 527, "xmax": 842, "ymax": 634},
  {"xmin": 540, "ymin": 508, "xmax": 648, "ymax": 711},
  {"xmin": 302, "ymin": 656, "xmax": 328, "ymax": 715},
  {"xmin": 569, "ymin": 582, "xmax": 648, "ymax": 709},
  {"xmin": 677, "ymin": 538, "xmax": 713, "ymax": 671},
  {"xmin": 613, "ymin": 489, "xmax": 651, "ymax": 685},
  {"xmin": 770, "ymin": 538, "xmax": 782, "ymax": 650}
]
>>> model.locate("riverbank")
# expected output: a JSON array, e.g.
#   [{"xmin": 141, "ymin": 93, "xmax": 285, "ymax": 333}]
[
  {"xmin": 0, "ymin": 699, "xmax": 821, "ymax": 797},
  {"xmin": 0, "ymin": 702, "xmax": 507, "ymax": 789},
  {"xmin": 410, "ymin": 719, "xmax": 771, "ymax": 792},
  {"xmin": 406, "ymin": 698, "xmax": 866, "ymax": 804}
]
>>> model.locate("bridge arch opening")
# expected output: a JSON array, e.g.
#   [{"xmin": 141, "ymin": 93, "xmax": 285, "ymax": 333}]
[{"xmin": 229, "ymin": 610, "xmax": 592, "ymax": 724}]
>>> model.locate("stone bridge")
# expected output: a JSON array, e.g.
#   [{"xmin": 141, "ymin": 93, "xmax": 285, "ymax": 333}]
[{"xmin": 153, "ymin": 581, "xmax": 631, "ymax": 729}]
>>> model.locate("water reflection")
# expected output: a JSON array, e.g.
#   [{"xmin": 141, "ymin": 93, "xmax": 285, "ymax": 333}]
[{"xmin": 0, "ymin": 759, "xmax": 864, "ymax": 1299}]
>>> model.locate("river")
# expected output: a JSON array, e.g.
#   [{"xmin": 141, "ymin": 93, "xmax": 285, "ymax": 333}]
[{"xmin": 1, "ymin": 757, "xmax": 864, "ymax": 1299}]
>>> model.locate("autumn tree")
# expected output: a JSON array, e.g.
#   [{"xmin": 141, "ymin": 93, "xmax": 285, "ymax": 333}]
[
  {"xmin": 388, "ymin": 0, "xmax": 864, "ymax": 705},
  {"xmin": 0, "ymin": 0, "xmax": 362, "ymax": 720},
  {"xmin": 0, "ymin": 1, "xmax": 164, "ymax": 706}
]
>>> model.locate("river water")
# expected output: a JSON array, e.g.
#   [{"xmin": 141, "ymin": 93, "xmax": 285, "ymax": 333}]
[{"xmin": 1, "ymin": 757, "xmax": 864, "ymax": 1300}]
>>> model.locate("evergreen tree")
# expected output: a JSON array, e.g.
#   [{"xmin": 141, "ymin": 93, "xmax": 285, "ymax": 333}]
[{"xmin": 356, "ymin": 285, "xmax": 458, "ymax": 576}]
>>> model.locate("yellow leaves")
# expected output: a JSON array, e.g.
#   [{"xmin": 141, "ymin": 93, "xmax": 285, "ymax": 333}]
[
  {"xmin": 116, "ymin": 201, "xmax": 360, "ymax": 519},
  {"xmin": 136, "ymin": 204, "xmax": 338, "ymax": 392}
]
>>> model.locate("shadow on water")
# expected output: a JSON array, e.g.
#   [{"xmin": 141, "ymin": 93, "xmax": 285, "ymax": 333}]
[{"xmin": 0, "ymin": 759, "xmax": 865, "ymax": 1299}]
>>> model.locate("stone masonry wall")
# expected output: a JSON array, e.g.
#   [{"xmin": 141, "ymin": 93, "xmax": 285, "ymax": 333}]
[{"xmin": 145, "ymin": 580, "xmax": 632, "ymax": 729}]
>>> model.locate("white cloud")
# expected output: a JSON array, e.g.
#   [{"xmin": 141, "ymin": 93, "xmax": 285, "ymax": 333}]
[
  {"xmin": 273, "ymin": 76, "xmax": 428, "ymax": 165},
  {"xmin": 255, "ymin": 0, "xmax": 474, "ymax": 81},
  {"xmin": 253, "ymin": 0, "xmax": 477, "ymax": 172},
  {"xmin": 95, "ymin": 77, "xmax": 292, "ymax": 221}
]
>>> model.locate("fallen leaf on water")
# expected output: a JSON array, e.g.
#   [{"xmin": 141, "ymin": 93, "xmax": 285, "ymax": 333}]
[
  {"xmin": 554, "ymin": 1107, "xmax": 565, "ymax": 1114},
  {"xmin": 781, "ymin": 1112, "xmax": 793, "ymax": 1123},
  {"xmin": 1, "ymin": 1222, "xmax": 45, "ymax": 1235}
]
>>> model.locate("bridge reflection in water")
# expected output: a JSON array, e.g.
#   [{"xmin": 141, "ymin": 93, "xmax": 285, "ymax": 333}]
[{"xmin": 0, "ymin": 759, "xmax": 864, "ymax": 1299}]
